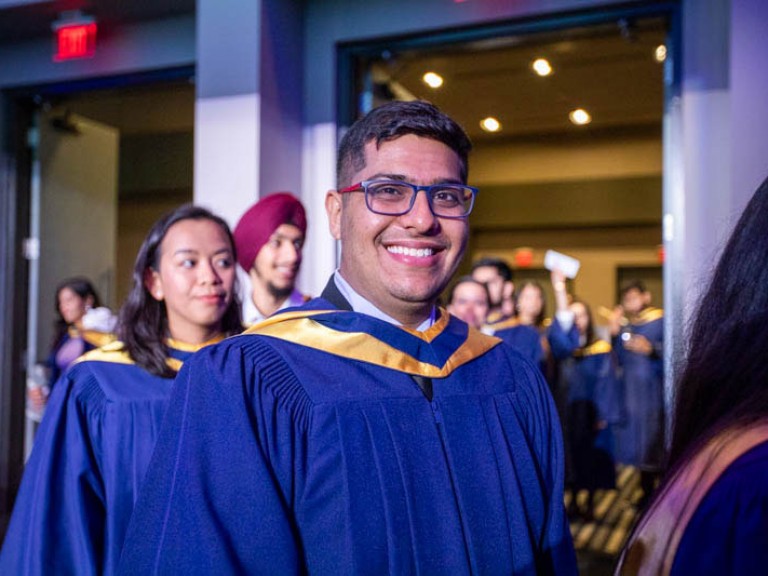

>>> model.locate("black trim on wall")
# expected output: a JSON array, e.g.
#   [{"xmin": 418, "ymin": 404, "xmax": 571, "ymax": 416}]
[{"xmin": 0, "ymin": 93, "xmax": 33, "ymax": 540}]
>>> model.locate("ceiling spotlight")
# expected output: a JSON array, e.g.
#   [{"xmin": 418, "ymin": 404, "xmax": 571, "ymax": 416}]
[
  {"xmin": 569, "ymin": 109, "xmax": 592, "ymax": 126},
  {"xmin": 480, "ymin": 117, "xmax": 502, "ymax": 133},
  {"xmin": 422, "ymin": 72, "xmax": 444, "ymax": 89},
  {"xmin": 655, "ymin": 44, "xmax": 667, "ymax": 63},
  {"xmin": 532, "ymin": 58, "xmax": 553, "ymax": 77}
]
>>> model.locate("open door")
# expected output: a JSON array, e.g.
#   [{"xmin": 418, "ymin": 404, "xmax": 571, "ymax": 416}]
[{"xmin": 25, "ymin": 109, "xmax": 118, "ymax": 456}]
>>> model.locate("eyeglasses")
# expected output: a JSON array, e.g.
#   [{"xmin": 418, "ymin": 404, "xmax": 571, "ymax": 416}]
[{"xmin": 338, "ymin": 179, "xmax": 478, "ymax": 219}]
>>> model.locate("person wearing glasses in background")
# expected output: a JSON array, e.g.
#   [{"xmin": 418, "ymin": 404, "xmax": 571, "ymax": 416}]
[{"xmin": 118, "ymin": 101, "xmax": 577, "ymax": 575}]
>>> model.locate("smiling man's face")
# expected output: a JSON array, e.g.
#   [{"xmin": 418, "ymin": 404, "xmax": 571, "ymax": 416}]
[{"xmin": 326, "ymin": 134, "xmax": 469, "ymax": 327}]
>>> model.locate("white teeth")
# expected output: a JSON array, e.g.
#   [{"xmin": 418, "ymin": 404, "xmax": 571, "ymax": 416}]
[{"xmin": 387, "ymin": 246, "xmax": 434, "ymax": 257}]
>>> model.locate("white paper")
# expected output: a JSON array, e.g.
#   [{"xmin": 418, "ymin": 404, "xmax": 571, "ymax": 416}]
[{"xmin": 544, "ymin": 249, "xmax": 581, "ymax": 279}]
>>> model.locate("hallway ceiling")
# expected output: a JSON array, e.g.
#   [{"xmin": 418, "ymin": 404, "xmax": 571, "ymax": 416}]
[
  {"xmin": 370, "ymin": 17, "xmax": 667, "ymax": 141},
  {"xmin": 3, "ymin": 4, "xmax": 666, "ymax": 145}
]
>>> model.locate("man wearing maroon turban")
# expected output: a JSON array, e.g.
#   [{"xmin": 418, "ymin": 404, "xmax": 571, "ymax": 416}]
[{"xmin": 233, "ymin": 192, "xmax": 309, "ymax": 325}]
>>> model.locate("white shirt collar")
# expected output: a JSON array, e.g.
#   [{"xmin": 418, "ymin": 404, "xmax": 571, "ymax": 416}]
[
  {"xmin": 242, "ymin": 288, "xmax": 306, "ymax": 325},
  {"xmin": 333, "ymin": 270, "xmax": 435, "ymax": 332}
]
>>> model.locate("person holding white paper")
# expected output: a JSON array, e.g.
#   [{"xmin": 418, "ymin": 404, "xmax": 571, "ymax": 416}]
[{"xmin": 548, "ymin": 269, "xmax": 621, "ymax": 521}]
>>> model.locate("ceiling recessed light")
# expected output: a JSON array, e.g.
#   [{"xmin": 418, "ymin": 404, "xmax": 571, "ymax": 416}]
[
  {"xmin": 480, "ymin": 117, "xmax": 502, "ymax": 132},
  {"xmin": 655, "ymin": 44, "xmax": 667, "ymax": 63},
  {"xmin": 532, "ymin": 58, "xmax": 553, "ymax": 76},
  {"xmin": 422, "ymin": 72, "xmax": 444, "ymax": 88},
  {"xmin": 569, "ymin": 108, "xmax": 591, "ymax": 126}
]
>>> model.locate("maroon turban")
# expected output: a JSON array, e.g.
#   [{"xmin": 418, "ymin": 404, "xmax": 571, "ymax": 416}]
[{"xmin": 233, "ymin": 192, "xmax": 307, "ymax": 272}]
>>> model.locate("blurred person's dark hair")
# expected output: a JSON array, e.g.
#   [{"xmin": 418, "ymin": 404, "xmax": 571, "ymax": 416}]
[
  {"xmin": 516, "ymin": 280, "xmax": 547, "ymax": 327},
  {"xmin": 620, "ymin": 279, "xmax": 648, "ymax": 298},
  {"xmin": 51, "ymin": 277, "xmax": 101, "ymax": 348},
  {"xmin": 446, "ymin": 275, "xmax": 490, "ymax": 306},
  {"xmin": 471, "ymin": 257, "xmax": 513, "ymax": 282}
]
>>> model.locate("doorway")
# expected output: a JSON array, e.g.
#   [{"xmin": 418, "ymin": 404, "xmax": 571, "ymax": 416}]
[
  {"xmin": 339, "ymin": 6, "xmax": 677, "ymax": 570},
  {"xmin": 22, "ymin": 78, "xmax": 195, "ymax": 456}
]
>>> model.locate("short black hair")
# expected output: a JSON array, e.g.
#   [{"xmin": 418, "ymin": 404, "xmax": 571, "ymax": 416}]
[
  {"xmin": 620, "ymin": 279, "xmax": 648, "ymax": 297},
  {"xmin": 471, "ymin": 257, "xmax": 513, "ymax": 282},
  {"xmin": 336, "ymin": 100, "xmax": 472, "ymax": 187},
  {"xmin": 446, "ymin": 275, "xmax": 490, "ymax": 306}
]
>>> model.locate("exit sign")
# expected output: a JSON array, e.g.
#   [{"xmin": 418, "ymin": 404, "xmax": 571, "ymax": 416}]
[{"xmin": 54, "ymin": 22, "xmax": 97, "ymax": 61}]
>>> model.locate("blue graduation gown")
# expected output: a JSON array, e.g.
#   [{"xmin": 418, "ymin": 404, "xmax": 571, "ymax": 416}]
[
  {"xmin": 486, "ymin": 317, "xmax": 544, "ymax": 366},
  {"xmin": 118, "ymin": 300, "xmax": 577, "ymax": 575},
  {"xmin": 0, "ymin": 339, "xmax": 220, "ymax": 576},
  {"xmin": 549, "ymin": 319, "xmax": 621, "ymax": 491},
  {"xmin": 612, "ymin": 307, "xmax": 664, "ymax": 469},
  {"xmin": 672, "ymin": 440, "xmax": 768, "ymax": 575},
  {"xmin": 46, "ymin": 328, "xmax": 115, "ymax": 389}
]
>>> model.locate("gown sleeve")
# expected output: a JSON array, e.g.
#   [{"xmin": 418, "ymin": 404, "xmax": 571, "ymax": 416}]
[
  {"xmin": 547, "ymin": 317, "xmax": 579, "ymax": 361},
  {"xmin": 0, "ymin": 367, "xmax": 106, "ymax": 576},
  {"xmin": 117, "ymin": 338, "xmax": 309, "ymax": 575}
]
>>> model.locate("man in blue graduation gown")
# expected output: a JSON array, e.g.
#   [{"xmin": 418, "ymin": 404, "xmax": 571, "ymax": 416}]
[
  {"xmin": 118, "ymin": 101, "xmax": 577, "ymax": 575},
  {"xmin": 610, "ymin": 279, "xmax": 664, "ymax": 506}
]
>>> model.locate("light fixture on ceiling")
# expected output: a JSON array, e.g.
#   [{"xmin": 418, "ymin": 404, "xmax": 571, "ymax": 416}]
[
  {"xmin": 655, "ymin": 44, "xmax": 667, "ymax": 63},
  {"xmin": 532, "ymin": 58, "xmax": 553, "ymax": 76},
  {"xmin": 569, "ymin": 108, "xmax": 592, "ymax": 126},
  {"xmin": 480, "ymin": 117, "xmax": 502, "ymax": 132},
  {"xmin": 422, "ymin": 72, "xmax": 444, "ymax": 88}
]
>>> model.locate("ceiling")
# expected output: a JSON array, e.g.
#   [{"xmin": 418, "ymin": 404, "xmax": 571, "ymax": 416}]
[
  {"xmin": 5, "ymin": 5, "xmax": 667, "ymax": 147},
  {"xmin": 370, "ymin": 17, "xmax": 667, "ymax": 142}
]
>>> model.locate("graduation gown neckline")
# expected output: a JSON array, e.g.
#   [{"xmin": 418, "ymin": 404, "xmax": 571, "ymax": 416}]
[{"xmin": 243, "ymin": 304, "xmax": 501, "ymax": 378}]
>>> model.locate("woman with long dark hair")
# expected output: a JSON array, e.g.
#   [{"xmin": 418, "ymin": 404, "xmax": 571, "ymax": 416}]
[
  {"xmin": 47, "ymin": 277, "xmax": 107, "ymax": 383},
  {"xmin": 0, "ymin": 204, "xmax": 242, "ymax": 575},
  {"xmin": 28, "ymin": 277, "xmax": 115, "ymax": 415},
  {"xmin": 617, "ymin": 176, "xmax": 768, "ymax": 574},
  {"xmin": 548, "ymin": 271, "xmax": 621, "ymax": 521}
]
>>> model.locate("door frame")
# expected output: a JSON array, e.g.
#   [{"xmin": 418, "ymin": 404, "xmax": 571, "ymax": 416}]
[
  {"xmin": 336, "ymin": 1, "xmax": 683, "ymax": 443},
  {"xmin": 0, "ymin": 65, "xmax": 194, "ymax": 535}
]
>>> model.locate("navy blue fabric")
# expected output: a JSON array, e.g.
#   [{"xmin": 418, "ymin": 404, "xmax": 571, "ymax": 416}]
[
  {"xmin": 548, "ymin": 319, "xmax": 620, "ymax": 492},
  {"xmin": 0, "ymin": 344, "xmax": 196, "ymax": 576},
  {"xmin": 118, "ymin": 304, "xmax": 577, "ymax": 575},
  {"xmin": 671, "ymin": 440, "xmax": 768, "ymax": 575},
  {"xmin": 494, "ymin": 323, "xmax": 544, "ymax": 366}
]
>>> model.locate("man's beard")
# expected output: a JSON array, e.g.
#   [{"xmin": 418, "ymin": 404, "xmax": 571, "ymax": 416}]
[{"xmin": 267, "ymin": 281, "xmax": 292, "ymax": 301}]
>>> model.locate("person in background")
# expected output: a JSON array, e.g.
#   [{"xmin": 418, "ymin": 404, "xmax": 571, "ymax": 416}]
[
  {"xmin": 548, "ymin": 270, "xmax": 620, "ymax": 521},
  {"xmin": 516, "ymin": 279, "xmax": 557, "ymax": 382},
  {"xmin": 473, "ymin": 261, "xmax": 543, "ymax": 365},
  {"xmin": 516, "ymin": 280, "xmax": 548, "ymax": 330},
  {"xmin": 446, "ymin": 275, "xmax": 490, "ymax": 329},
  {"xmin": 27, "ymin": 277, "xmax": 115, "ymax": 415},
  {"xmin": 471, "ymin": 256, "xmax": 514, "ymax": 323},
  {"xmin": 609, "ymin": 279, "xmax": 664, "ymax": 507},
  {"xmin": 118, "ymin": 100, "xmax": 577, "ymax": 574},
  {"xmin": 233, "ymin": 192, "xmax": 309, "ymax": 326},
  {"xmin": 484, "ymin": 309, "xmax": 544, "ymax": 366},
  {"xmin": 0, "ymin": 205, "xmax": 242, "ymax": 575},
  {"xmin": 617, "ymin": 175, "xmax": 768, "ymax": 575}
]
